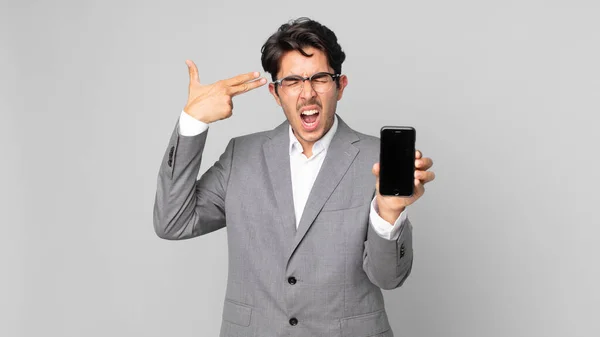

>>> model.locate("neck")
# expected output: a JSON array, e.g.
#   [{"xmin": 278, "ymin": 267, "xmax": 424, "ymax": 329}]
[{"xmin": 296, "ymin": 135, "xmax": 314, "ymax": 158}]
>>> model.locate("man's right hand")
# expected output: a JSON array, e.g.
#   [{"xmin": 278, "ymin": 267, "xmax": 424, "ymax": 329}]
[{"xmin": 183, "ymin": 59, "xmax": 267, "ymax": 124}]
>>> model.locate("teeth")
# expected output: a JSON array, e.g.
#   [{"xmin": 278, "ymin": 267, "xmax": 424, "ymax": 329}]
[{"xmin": 301, "ymin": 109, "xmax": 318, "ymax": 116}]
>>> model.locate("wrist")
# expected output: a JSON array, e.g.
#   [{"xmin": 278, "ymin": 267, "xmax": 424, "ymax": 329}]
[
  {"xmin": 380, "ymin": 210, "xmax": 403, "ymax": 224},
  {"xmin": 183, "ymin": 107, "xmax": 212, "ymax": 124},
  {"xmin": 376, "ymin": 199, "xmax": 405, "ymax": 225}
]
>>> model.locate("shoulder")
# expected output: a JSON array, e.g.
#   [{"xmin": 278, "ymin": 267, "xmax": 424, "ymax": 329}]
[
  {"xmin": 353, "ymin": 130, "xmax": 379, "ymax": 150},
  {"xmin": 336, "ymin": 115, "xmax": 379, "ymax": 149},
  {"xmin": 343, "ymin": 121, "xmax": 379, "ymax": 153},
  {"xmin": 232, "ymin": 129, "xmax": 271, "ymax": 145},
  {"xmin": 226, "ymin": 120, "xmax": 287, "ymax": 152},
  {"xmin": 337, "ymin": 119, "xmax": 380, "ymax": 165}
]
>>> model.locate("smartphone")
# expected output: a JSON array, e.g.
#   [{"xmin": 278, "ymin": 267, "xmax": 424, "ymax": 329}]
[{"xmin": 379, "ymin": 126, "xmax": 416, "ymax": 196}]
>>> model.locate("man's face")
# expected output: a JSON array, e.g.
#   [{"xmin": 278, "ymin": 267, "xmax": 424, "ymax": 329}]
[{"xmin": 269, "ymin": 47, "xmax": 348, "ymax": 149}]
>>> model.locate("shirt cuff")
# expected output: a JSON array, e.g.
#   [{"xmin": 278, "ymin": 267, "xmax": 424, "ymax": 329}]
[
  {"xmin": 179, "ymin": 110, "xmax": 208, "ymax": 136},
  {"xmin": 369, "ymin": 196, "xmax": 408, "ymax": 241}
]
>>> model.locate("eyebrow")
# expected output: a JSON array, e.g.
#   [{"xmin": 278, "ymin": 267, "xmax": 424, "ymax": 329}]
[{"xmin": 282, "ymin": 71, "xmax": 330, "ymax": 78}]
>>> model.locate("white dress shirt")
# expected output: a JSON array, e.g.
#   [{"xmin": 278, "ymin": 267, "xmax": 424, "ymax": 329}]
[{"xmin": 179, "ymin": 111, "xmax": 407, "ymax": 240}]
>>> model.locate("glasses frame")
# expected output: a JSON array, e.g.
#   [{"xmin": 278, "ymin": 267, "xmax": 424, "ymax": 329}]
[{"xmin": 273, "ymin": 72, "xmax": 341, "ymax": 95}]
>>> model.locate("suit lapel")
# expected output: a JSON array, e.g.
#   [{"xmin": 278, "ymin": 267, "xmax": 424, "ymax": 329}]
[
  {"xmin": 286, "ymin": 116, "xmax": 360, "ymax": 263},
  {"xmin": 263, "ymin": 120, "xmax": 297, "ymax": 240}
]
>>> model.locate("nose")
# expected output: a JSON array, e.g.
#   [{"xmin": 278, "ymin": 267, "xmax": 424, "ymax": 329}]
[{"xmin": 300, "ymin": 79, "xmax": 316, "ymax": 99}]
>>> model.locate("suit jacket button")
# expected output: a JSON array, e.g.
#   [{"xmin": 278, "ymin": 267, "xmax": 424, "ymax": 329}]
[
  {"xmin": 289, "ymin": 318, "xmax": 298, "ymax": 326},
  {"xmin": 288, "ymin": 277, "xmax": 296, "ymax": 285}
]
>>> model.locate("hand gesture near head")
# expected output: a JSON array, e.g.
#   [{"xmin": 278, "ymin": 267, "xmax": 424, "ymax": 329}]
[{"xmin": 183, "ymin": 60, "xmax": 267, "ymax": 124}]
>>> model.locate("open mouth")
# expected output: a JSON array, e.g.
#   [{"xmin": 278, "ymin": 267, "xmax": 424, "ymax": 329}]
[{"xmin": 300, "ymin": 108, "xmax": 320, "ymax": 131}]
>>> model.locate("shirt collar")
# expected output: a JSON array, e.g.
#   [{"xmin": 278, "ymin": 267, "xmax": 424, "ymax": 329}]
[{"xmin": 289, "ymin": 114, "xmax": 338, "ymax": 158}]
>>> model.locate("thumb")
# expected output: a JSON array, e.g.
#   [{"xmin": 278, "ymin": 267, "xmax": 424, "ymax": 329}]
[
  {"xmin": 372, "ymin": 162, "xmax": 380, "ymax": 177},
  {"xmin": 186, "ymin": 59, "xmax": 200, "ymax": 83},
  {"xmin": 372, "ymin": 162, "xmax": 381, "ymax": 193}
]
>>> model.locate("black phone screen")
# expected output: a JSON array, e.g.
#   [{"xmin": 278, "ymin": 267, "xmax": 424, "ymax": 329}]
[{"xmin": 379, "ymin": 127, "xmax": 415, "ymax": 196}]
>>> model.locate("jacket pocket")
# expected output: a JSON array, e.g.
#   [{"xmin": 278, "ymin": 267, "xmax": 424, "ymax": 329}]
[
  {"xmin": 340, "ymin": 309, "xmax": 391, "ymax": 337},
  {"xmin": 222, "ymin": 299, "xmax": 252, "ymax": 327}
]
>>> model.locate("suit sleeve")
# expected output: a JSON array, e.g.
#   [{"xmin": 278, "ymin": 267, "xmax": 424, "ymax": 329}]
[
  {"xmin": 153, "ymin": 119, "xmax": 234, "ymax": 240},
  {"xmin": 362, "ymin": 214, "xmax": 414, "ymax": 290}
]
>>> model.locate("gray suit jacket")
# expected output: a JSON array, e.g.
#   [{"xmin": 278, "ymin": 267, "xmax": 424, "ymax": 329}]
[{"xmin": 153, "ymin": 114, "xmax": 414, "ymax": 337}]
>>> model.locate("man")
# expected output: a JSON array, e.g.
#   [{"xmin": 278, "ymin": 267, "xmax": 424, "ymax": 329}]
[{"xmin": 154, "ymin": 17, "xmax": 435, "ymax": 337}]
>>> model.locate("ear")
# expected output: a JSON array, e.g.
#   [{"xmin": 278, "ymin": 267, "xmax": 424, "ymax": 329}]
[
  {"xmin": 336, "ymin": 75, "xmax": 348, "ymax": 101},
  {"xmin": 268, "ymin": 83, "xmax": 282, "ymax": 107}
]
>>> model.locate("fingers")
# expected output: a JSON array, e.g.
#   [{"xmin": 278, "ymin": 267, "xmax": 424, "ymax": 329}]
[
  {"xmin": 414, "ymin": 178, "xmax": 425, "ymax": 197},
  {"xmin": 415, "ymin": 153, "xmax": 435, "ymax": 184},
  {"xmin": 230, "ymin": 77, "xmax": 267, "ymax": 96},
  {"xmin": 415, "ymin": 170, "xmax": 435, "ymax": 184},
  {"xmin": 415, "ymin": 152, "xmax": 436, "ymax": 184},
  {"xmin": 186, "ymin": 59, "xmax": 199, "ymax": 83},
  {"xmin": 415, "ymin": 157, "xmax": 433, "ymax": 171},
  {"xmin": 225, "ymin": 71, "xmax": 261, "ymax": 86},
  {"xmin": 374, "ymin": 158, "xmax": 434, "ymax": 182}
]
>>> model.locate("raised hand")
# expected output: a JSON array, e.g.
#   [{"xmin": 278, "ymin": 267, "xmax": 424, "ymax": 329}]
[{"xmin": 183, "ymin": 59, "xmax": 267, "ymax": 124}]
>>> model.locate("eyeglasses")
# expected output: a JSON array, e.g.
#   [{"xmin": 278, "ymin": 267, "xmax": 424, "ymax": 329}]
[{"xmin": 273, "ymin": 72, "xmax": 341, "ymax": 95}]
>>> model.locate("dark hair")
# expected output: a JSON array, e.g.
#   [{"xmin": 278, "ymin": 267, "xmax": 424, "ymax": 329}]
[{"xmin": 260, "ymin": 17, "xmax": 346, "ymax": 90}]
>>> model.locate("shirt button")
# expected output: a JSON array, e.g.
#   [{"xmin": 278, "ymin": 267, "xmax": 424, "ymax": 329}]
[
  {"xmin": 288, "ymin": 277, "xmax": 296, "ymax": 285},
  {"xmin": 289, "ymin": 318, "xmax": 298, "ymax": 326}
]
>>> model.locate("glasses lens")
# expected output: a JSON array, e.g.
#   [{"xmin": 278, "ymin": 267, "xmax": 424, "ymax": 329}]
[
  {"xmin": 310, "ymin": 73, "xmax": 334, "ymax": 93},
  {"xmin": 281, "ymin": 77, "xmax": 302, "ymax": 94}
]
